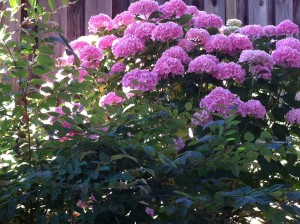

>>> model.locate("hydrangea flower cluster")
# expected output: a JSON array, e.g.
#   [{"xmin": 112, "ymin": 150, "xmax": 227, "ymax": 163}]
[
  {"xmin": 212, "ymin": 62, "xmax": 246, "ymax": 83},
  {"xmin": 161, "ymin": 46, "xmax": 191, "ymax": 65},
  {"xmin": 239, "ymin": 100, "xmax": 267, "ymax": 119},
  {"xmin": 192, "ymin": 13, "xmax": 223, "ymax": 29},
  {"xmin": 151, "ymin": 22, "xmax": 183, "ymax": 42},
  {"xmin": 188, "ymin": 55, "xmax": 218, "ymax": 74},
  {"xmin": 276, "ymin": 19, "xmax": 299, "ymax": 35},
  {"xmin": 99, "ymin": 92, "xmax": 124, "ymax": 107},
  {"xmin": 272, "ymin": 46, "xmax": 300, "ymax": 68},
  {"xmin": 228, "ymin": 33, "xmax": 253, "ymax": 55},
  {"xmin": 160, "ymin": 0, "xmax": 187, "ymax": 18},
  {"xmin": 204, "ymin": 34, "xmax": 232, "ymax": 53},
  {"xmin": 238, "ymin": 25, "xmax": 265, "ymax": 39},
  {"xmin": 185, "ymin": 28, "xmax": 210, "ymax": 46},
  {"xmin": 154, "ymin": 56, "xmax": 184, "ymax": 79},
  {"xmin": 285, "ymin": 108, "xmax": 300, "ymax": 124},
  {"xmin": 128, "ymin": 0, "xmax": 159, "ymax": 17},
  {"xmin": 200, "ymin": 87, "xmax": 242, "ymax": 117},
  {"xmin": 239, "ymin": 50, "xmax": 274, "ymax": 69},
  {"xmin": 88, "ymin": 13, "xmax": 111, "ymax": 33},
  {"xmin": 112, "ymin": 35, "xmax": 145, "ymax": 58},
  {"xmin": 98, "ymin": 35, "xmax": 117, "ymax": 50},
  {"xmin": 121, "ymin": 69, "xmax": 158, "ymax": 92},
  {"xmin": 191, "ymin": 110, "xmax": 212, "ymax": 127},
  {"xmin": 125, "ymin": 22, "xmax": 156, "ymax": 42}
]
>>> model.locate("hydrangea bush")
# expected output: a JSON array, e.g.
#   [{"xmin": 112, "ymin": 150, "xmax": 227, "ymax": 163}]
[{"xmin": 1, "ymin": 0, "xmax": 300, "ymax": 223}]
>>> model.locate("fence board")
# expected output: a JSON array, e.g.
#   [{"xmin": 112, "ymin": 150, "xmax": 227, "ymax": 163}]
[
  {"xmin": 226, "ymin": 0, "xmax": 237, "ymax": 20},
  {"xmin": 274, "ymin": 0, "xmax": 293, "ymax": 24},
  {"xmin": 204, "ymin": 0, "xmax": 226, "ymax": 22},
  {"xmin": 293, "ymin": 0, "xmax": 300, "ymax": 39},
  {"xmin": 248, "ymin": 0, "xmax": 269, "ymax": 25},
  {"xmin": 112, "ymin": 0, "xmax": 129, "ymax": 17},
  {"xmin": 236, "ymin": 0, "xmax": 248, "ymax": 25}
]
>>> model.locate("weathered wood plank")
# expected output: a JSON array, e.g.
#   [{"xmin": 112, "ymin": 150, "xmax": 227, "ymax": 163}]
[
  {"xmin": 112, "ymin": 0, "xmax": 129, "ymax": 17},
  {"xmin": 236, "ymin": 0, "xmax": 248, "ymax": 25},
  {"xmin": 67, "ymin": 0, "xmax": 85, "ymax": 40},
  {"xmin": 204, "ymin": 0, "xmax": 226, "ymax": 22},
  {"xmin": 226, "ymin": 0, "xmax": 237, "ymax": 20},
  {"xmin": 293, "ymin": 0, "xmax": 300, "ymax": 39},
  {"xmin": 191, "ymin": 0, "xmax": 205, "ymax": 10},
  {"xmin": 248, "ymin": 0, "xmax": 269, "ymax": 25},
  {"xmin": 274, "ymin": 0, "xmax": 293, "ymax": 24},
  {"xmin": 85, "ymin": 0, "xmax": 112, "ymax": 34}
]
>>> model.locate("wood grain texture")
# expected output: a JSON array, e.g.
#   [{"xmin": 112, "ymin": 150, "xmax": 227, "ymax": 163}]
[
  {"xmin": 85, "ymin": 0, "xmax": 112, "ymax": 34},
  {"xmin": 274, "ymin": 0, "xmax": 293, "ymax": 24},
  {"xmin": 293, "ymin": 0, "xmax": 300, "ymax": 39},
  {"xmin": 191, "ymin": 0, "xmax": 205, "ymax": 10},
  {"xmin": 226, "ymin": 0, "xmax": 237, "ymax": 20},
  {"xmin": 237, "ymin": 0, "xmax": 248, "ymax": 25},
  {"xmin": 67, "ymin": 0, "xmax": 85, "ymax": 41},
  {"xmin": 112, "ymin": 0, "xmax": 129, "ymax": 17},
  {"xmin": 248, "ymin": 0, "xmax": 269, "ymax": 25},
  {"xmin": 204, "ymin": 0, "xmax": 226, "ymax": 21}
]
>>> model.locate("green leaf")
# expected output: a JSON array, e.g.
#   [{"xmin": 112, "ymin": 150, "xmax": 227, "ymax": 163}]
[
  {"xmin": 30, "ymin": 79, "xmax": 45, "ymax": 85},
  {"xmin": 28, "ymin": 0, "xmax": 36, "ymax": 7},
  {"xmin": 62, "ymin": 0, "xmax": 69, "ymax": 6},
  {"xmin": 178, "ymin": 14, "xmax": 193, "ymax": 25},
  {"xmin": 184, "ymin": 102, "xmax": 192, "ymax": 111},
  {"xmin": 36, "ymin": 54, "xmax": 55, "ymax": 66},
  {"xmin": 9, "ymin": 0, "xmax": 21, "ymax": 8},
  {"xmin": 244, "ymin": 132, "xmax": 255, "ymax": 142},
  {"xmin": 111, "ymin": 154, "xmax": 125, "ymax": 161},
  {"xmin": 48, "ymin": 0, "xmax": 56, "ymax": 11},
  {"xmin": 148, "ymin": 11, "xmax": 161, "ymax": 19}
]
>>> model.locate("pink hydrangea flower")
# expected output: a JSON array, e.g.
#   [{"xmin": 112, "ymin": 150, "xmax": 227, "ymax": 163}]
[
  {"xmin": 285, "ymin": 108, "xmax": 300, "ymax": 124},
  {"xmin": 276, "ymin": 19, "xmax": 299, "ymax": 36},
  {"xmin": 124, "ymin": 22, "xmax": 156, "ymax": 42},
  {"xmin": 88, "ymin": 13, "xmax": 111, "ymax": 33},
  {"xmin": 153, "ymin": 56, "xmax": 184, "ymax": 79},
  {"xmin": 192, "ymin": 13, "xmax": 223, "ymax": 29},
  {"xmin": 98, "ymin": 35, "xmax": 117, "ymax": 50},
  {"xmin": 128, "ymin": 0, "xmax": 159, "ymax": 17},
  {"xmin": 112, "ymin": 35, "xmax": 145, "ymax": 58},
  {"xmin": 191, "ymin": 110, "xmax": 212, "ymax": 127},
  {"xmin": 228, "ymin": 33, "xmax": 253, "ymax": 55},
  {"xmin": 295, "ymin": 92, "xmax": 300, "ymax": 101},
  {"xmin": 185, "ymin": 28, "xmax": 210, "ymax": 45},
  {"xmin": 161, "ymin": 46, "xmax": 191, "ymax": 65},
  {"xmin": 110, "ymin": 62, "xmax": 126, "ymax": 74},
  {"xmin": 276, "ymin": 37, "xmax": 300, "ymax": 53},
  {"xmin": 238, "ymin": 25, "xmax": 265, "ymax": 39},
  {"xmin": 56, "ymin": 55, "xmax": 74, "ymax": 66},
  {"xmin": 239, "ymin": 50, "xmax": 274, "ymax": 69},
  {"xmin": 99, "ymin": 92, "xmax": 124, "ymax": 107},
  {"xmin": 177, "ymin": 39, "xmax": 196, "ymax": 52},
  {"xmin": 200, "ymin": 87, "xmax": 242, "ymax": 117},
  {"xmin": 145, "ymin": 207, "xmax": 155, "ymax": 217},
  {"xmin": 78, "ymin": 69, "xmax": 89, "ymax": 83},
  {"xmin": 263, "ymin": 25, "xmax": 278, "ymax": 36},
  {"xmin": 107, "ymin": 11, "xmax": 134, "ymax": 30},
  {"xmin": 173, "ymin": 137, "xmax": 185, "ymax": 151},
  {"xmin": 159, "ymin": 0, "xmax": 187, "ymax": 18},
  {"xmin": 55, "ymin": 107, "xmax": 65, "ymax": 115},
  {"xmin": 272, "ymin": 46, "xmax": 300, "ymax": 68},
  {"xmin": 239, "ymin": 100, "xmax": 266, "ymax": 119},
  {"xmin": 151, "ymin": 22, "xmax": 183, "ymax": 42},
  {"xmin": 79, "ymin": 45, "xmax": 103, "ymax": 63},
  {"xmin": 250, "ymin": 65, "xmax": 272, "ymax": 79},
  {"xmin": 204, "ymin": 34, "xmax": 232, "ymax": 53},
  {"xmin": 188, "ymin": 55, "xmax": 218, "ymax": 74},
  {"xmin": 184, "ymin": 5, "xmax": 201, "ymax": 16},
  {"xmin": 76, "ymin": 200, "xmax": 87, "ymax": 209},
  {"xmin": 121, "ymin": 69, "xmax": 158, "ymax": 92},
  {"xmin": 69, "ymin": 40, "xmax": 91, "ymax": 51},
  {"xmin": 61, "ymin": 121, "xmax": 72, "ymax": 129},
  {"xmin": 212, "ymin": 62, "xmax": 246, "ymax": 83}
]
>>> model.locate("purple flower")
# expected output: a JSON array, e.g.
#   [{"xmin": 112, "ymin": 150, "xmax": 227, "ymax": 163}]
[
  {"xmin": 154, "ymin": 56, "xmax": 184, "ymax": 79},
  {"xmin": 112, "ymin": 35, "xmax": 145, "ymax": 58},
  {"xmin": 212, "ymin": 62, "xmax": 246, "ymax": 83},
  {"xmin": 188, "ymin": 55, "xmax": 218, "ymax": 74},
  {"xmin": 286, "ymin": 108, "xmax": 300, "ymax": 124},
  {"xmin": 151, "ymin": 22, "xmax": 183, "ymax": 42},
  {"xmin": 162, "ymin": 46, "xmax": 191, "ymax": 65},
  {"xmin": 276, "ymin": 19, "xmax": 299, "ymax": 36},
  {"xmin": 88, "ymin": 13, "xmax": 111, "ymax": 33},
  {"xmin": 128, "ymin": 0, "xmax": 159, "ymax": 17}
]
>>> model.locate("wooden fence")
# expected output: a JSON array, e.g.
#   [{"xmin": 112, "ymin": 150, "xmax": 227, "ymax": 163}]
[{"xmin": 2, "ymin": 0, "xmax": 300, "ymax": 56}]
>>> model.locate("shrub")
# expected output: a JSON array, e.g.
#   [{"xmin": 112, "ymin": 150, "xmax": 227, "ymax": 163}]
[{"xmin": 1, "ymin": 0, "xmax": 300, "ymax": 223}]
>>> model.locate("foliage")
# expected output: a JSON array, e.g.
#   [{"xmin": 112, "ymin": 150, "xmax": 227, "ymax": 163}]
[{"xmin": 0, "ymin": 0, "xmax": 300, "ymax": 223}]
